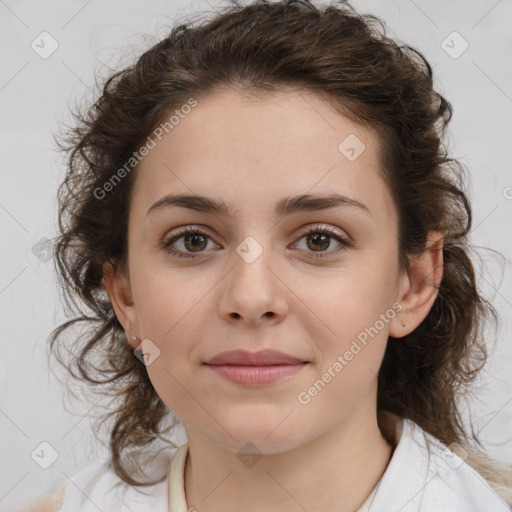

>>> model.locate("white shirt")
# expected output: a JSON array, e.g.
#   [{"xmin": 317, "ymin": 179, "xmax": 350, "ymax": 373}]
[{"xmin": 56, "ymin": 415, "xmax": 511, "ymax": 512}]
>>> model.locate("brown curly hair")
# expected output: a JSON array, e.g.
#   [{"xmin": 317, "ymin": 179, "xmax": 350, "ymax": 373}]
[{"xmin": 49, "ymin": 0, "xmax": 512, "ymax": 500}]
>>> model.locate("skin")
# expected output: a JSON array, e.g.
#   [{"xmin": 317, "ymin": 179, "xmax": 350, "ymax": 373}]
[{"xmin": 104, "ymin": 87, "xmax": 443, "ymax": 512}]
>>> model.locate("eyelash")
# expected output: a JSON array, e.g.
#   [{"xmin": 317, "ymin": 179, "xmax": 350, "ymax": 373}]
[
  {"xmin": 161, "ymin": 224, "xmax": 353, "ymax": 260},
  {"xmin": 161, "ymin": 226, "xmax": 354, "ymax": 259}
]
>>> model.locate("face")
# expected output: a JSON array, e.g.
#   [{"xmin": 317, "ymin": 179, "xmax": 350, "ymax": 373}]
[{"xmin": 108, "ymin": 87, "xmax": 410, "ymax": 454}]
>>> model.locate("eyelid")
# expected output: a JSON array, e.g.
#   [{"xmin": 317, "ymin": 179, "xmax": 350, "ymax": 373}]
[
  {"xmin": 161, "ymin": 225, "xmax": 219, "ymax": 257},
  {"xmin": 161, "ymin": 223, "xmax": 353, "ymax": 259},
  {"xmin": 293, "ymin": 224, "xmax": 353, "ymax": 259}
]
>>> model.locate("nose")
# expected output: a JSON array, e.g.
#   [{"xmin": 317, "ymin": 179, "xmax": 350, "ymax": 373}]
[{"xmin": 217, "ymin": 240, "xmax": 289, "ymax": 326}]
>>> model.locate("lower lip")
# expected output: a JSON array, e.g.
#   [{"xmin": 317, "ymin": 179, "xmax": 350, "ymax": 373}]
[{"xmin": 205, "ymin": 363, "xmax": 307, "ymax": 386}]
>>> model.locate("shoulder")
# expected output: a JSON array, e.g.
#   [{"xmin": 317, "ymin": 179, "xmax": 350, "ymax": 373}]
[
  {"xmin": 14, "ymin": 483, "xmax": 69, "ymax": 512},
  {"xmin": 420, "ymin": 426, "xmax": 511, "ymax": 511},
  {"xmin": 372, "ymin": 414, "xmax": 511, "ymax": 511},
  {"xmin": 54, "ymin": 453, "xmax": 173, "ymax": 512}
]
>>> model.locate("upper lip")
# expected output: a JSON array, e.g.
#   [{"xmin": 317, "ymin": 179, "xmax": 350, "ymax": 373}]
[{"xmin": 204, "ymin": 349, "xmax": 308, "ymax": 366}]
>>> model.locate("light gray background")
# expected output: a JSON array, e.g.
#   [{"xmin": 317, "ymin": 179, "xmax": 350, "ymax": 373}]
[{"xmin": 1, "ymin": 0, "xmax": 512, "ymax": 509}]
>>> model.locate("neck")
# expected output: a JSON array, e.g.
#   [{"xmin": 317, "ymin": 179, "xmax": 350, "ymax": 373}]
[{"xmin": 183, "ymin": 409, "xmax": 398, "ymax": 512}]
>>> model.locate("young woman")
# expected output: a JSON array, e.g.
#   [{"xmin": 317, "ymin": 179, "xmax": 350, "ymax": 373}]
[{"xmin": 22, "ymin": 0, "xmax": 512, "ymax": 510}]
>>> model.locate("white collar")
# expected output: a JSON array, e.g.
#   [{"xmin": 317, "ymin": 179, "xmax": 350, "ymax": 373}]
[{"xmin": 370, "ymin": 414, "xmax": 510, "ymax": 511}]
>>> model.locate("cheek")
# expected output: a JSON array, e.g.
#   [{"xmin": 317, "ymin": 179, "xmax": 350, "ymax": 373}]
[
  {"xmin": 131, "ymin": 274, "xmax": 206, "ymax": 400},
  {"xmin": 302, "ymin": 267, "xmax": 395, "ymax": 364},
  {"xmin": 133, "ymin": 267, "xmax": 211, "ymax": 335}
]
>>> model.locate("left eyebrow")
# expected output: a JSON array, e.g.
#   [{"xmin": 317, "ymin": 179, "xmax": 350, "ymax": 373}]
[{"xmin": 146, "ymin": 193, "xmax": 371, "ymax": 219}]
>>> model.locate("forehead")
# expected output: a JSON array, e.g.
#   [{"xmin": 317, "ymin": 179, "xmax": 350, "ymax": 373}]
[{"xmin": 132, "ymin": 88, "xmax": 395, "ymax": 223}]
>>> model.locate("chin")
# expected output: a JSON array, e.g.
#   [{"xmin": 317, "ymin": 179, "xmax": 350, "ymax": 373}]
[{"xmin": 217, "ymin": 419, "xmax": 304, "ymax": 453}]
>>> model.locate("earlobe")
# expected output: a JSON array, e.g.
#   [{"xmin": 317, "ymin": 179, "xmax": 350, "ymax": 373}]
[
  {"xmin": 390, "ymin": 231, "xmax": 444, "ymax": 338},
  {"xmin": 103, "ymin": 260, "xmax": 140, "ymax": 349}
]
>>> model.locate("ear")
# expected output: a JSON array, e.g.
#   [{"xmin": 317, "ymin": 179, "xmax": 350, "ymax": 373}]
[
  {"xmin": 103, "ymin": 260, "xmax": 141, "ymax": 350},
  {"xmin": 389, "ymin": 231, "xmax": 444, "ymax": 338}
]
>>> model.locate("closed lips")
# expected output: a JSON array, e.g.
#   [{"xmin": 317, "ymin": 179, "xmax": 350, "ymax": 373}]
[{"xmin": 204, "ymin": 349, "xmax": 308, "ymax": 366}]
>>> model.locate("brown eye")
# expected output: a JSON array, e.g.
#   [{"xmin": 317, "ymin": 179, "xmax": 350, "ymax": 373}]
[
  {"xmin": 305, "ymin": 232, "xmax": 330, "ymax": 251},
  {"xmin": 294, "ymin": 225, "xmax": 353, "ymax": 259},
  {"xmin": 182, "ymin": 232, "xmax": 208, "ymax": 252},
  {"xmin": 162, "ymin": 227, "xmax": 216, "ymax": 258}
]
